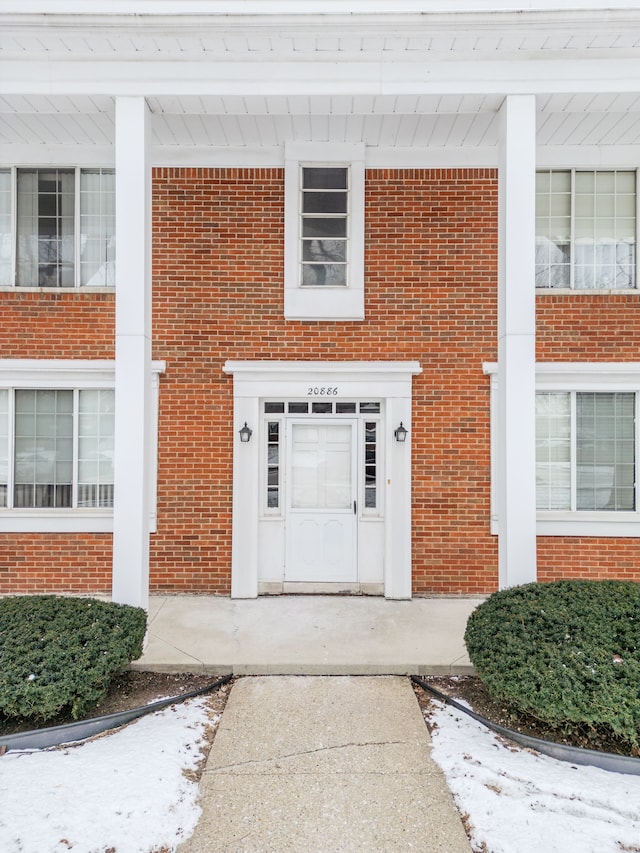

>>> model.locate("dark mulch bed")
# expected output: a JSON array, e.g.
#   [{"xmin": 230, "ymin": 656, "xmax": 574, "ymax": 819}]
[
  {"xmin": 0, "ymin": 671, "xmax": 229, "ymax": 737},
  {"xmin": 3, "ymin": 671, "xmax": 637, "ymax": 759},
  {"xmin": 413, "ymin": 675, "xmax": 639, "ymax": 758}
]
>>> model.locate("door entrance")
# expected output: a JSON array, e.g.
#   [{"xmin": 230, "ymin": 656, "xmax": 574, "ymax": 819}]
[{"xmin": 285, "ymin": 420, "xmax": 357, "ymax": 582}]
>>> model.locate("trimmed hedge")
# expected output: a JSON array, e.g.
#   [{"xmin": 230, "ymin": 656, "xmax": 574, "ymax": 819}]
[
  {"xmin": 464, "ymin": 580, "xmax": 640, "ymax": 750},
  {"xmin": 0, "ymin": 595, "xmax": 146, "ymax": 724}
]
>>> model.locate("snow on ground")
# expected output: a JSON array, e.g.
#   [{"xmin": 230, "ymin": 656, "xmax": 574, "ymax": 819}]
[
  {"xmin": 0, "ymin": 696, "xmax": 217, "ymax": 853},
  {"xmin": 427, "ymin": 700, "xmax": 640, "ymax": 853},
  {"xmin": 1, "ymin": 690, "xmax": 640, "ymax": 853}
]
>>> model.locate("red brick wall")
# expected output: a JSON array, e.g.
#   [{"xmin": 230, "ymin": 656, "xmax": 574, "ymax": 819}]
[
  {"xmin": 151, "ymin": 167, "xmax": 499, "ymax": 595},
  {"xmin": 0, "ymin": 536, "xmax": 112, "ymax": 593},
  {"xmin": 4, "ymin": 169, "xmax": 640, "ymax": 596},
  {"xmin": 536, "ymin": 291, "xmax": 640, "ymax": 579},
  {"xmin": 1, "ymin": 290, "xmax": 115, "ymax": 359},
  {"xmin": 0, "ymin": 290, "xmax": 115, "ymax": 593}
]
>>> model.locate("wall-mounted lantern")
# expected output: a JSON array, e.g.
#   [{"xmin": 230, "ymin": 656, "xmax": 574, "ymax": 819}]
[
  {"xmin": 394, "ymin": 422, "xmax": 408, "ymax": 443},
  {"xmin": 239, "ymin": 422, "xmax": 253, "ymax": 443}
]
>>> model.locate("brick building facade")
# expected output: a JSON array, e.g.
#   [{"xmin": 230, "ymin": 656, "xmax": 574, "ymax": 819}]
[{"xmin": 1, "ymin": 3, "xmax": 640, "ymax": 607}]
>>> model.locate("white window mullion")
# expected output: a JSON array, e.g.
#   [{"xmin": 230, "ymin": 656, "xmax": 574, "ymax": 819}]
[
  {"xmin": 635, "ymin": 392, "xmax": 639, "ymax": 513},
  {"xmin": 570, "ymin": 390, "xmax": 577, "ymax": 511},
  {"xmin": 570, "ymin": 169, "xmax": 576, "ymax": 290},
  {"xmin": 6, "ymin": 389, "xmax": 15, "ymax": 509},
  {"xmin": 636, "ymin": 168, "xmax": 640, "ymax": 293},
  {"xmin": 72, "ymin": 387, "xmax": 79, "ymax": 508},
  {"xmin": 10, "ymin": 166, "xmax": 17, "ymax": 288},
  {"xmin": 74, "ymin": 167, "xmax": 81, "ymax": 289}
]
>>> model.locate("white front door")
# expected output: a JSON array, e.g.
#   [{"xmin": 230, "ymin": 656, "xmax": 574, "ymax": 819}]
[{"xmin": 285, "ymin": 420, "xmax": 357, "ymax": 582}]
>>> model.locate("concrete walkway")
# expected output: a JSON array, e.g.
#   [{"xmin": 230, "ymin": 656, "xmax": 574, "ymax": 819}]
[
  {"xmin": 133, "ymin": 595, "xmax": 483, "ymax": 675},
  {"xmin": 178, "ymin": 676, "xmax": 471, "ymax": 852}
]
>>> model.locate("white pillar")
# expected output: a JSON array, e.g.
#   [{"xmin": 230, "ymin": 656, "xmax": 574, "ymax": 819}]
[
  {"xmin": 497, "ymin": 95, "xmax": 537, "ymax": 589},
  {"xmin": 112, "ymin": 97, "xmax": 153, "ymax": 609}
]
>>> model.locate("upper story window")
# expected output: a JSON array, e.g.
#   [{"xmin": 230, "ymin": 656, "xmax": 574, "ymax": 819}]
[
  {"xmin": 0, "ymin": 167, "xmax": 115, "ymax": 289},
  {"xmin": 284, "ymin": 143, "xmax": 364, "ymax": 321},
  {"xmin": 535, "ymin": 170, "xmax": 636, "ymax": 290},
  {"xmin": 301, "ymin": 167, "xmax": 348, "ymax": 287}
]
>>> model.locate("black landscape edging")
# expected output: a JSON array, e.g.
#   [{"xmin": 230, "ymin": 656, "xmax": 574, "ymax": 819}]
[
  {"xmin": 411, "ymin": 674, "xmax": 640, "ymax": 777},
  {"xmin": 1, "ymin": 673, "xmax": 233, "ymax": 753}
]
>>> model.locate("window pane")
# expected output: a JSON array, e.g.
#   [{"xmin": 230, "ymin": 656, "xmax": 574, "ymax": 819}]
[
  {"xmin": 0, "ymin": 390, "xmax": 7, "ymax": 507},
  {"xmin": 535, "ymin": 170, "xmax": 571, "ymax": 289},
  {"xmin": 302, "ymin": 167, "xmax": 347, "ymax": 190},
  {"xmin": 301, "ymin": 262, "xmax": 346, "ymax": 286},
  {"xmin": 303, "ymin": 219, "xmax": 347, "ymax": 238},
  {"xmin": 575, "ymin": 171, "xmax": 636, "ymax": 290},
  {"xmin": 364, "ymin": 421, "xmax": 377, "ymax": 509},
  {"xmin": 576, "ymin": 393, "xmax": 635, "ymax": 511},
  {"xmin": 14, "ymin": 389, "xmax": 73, "ymax": 507},
  {"xmin": 303, "ymin": 192, "xmax": 347, "ymax": 215},
  {"xmin": 536, "ymin": 392, "xmax": 571, "ymax": 510},
  {"xmin": 266, "ymin": 421, "xmax": 280, "ymax": 510},
  {"xmin": 80, "ymin": 169, "xmax": 115, "ymax": 286},
  {"xmin": 78, "ymin": 389, "xmax": 114, "ymax": 507},
  {"xmin": 16, "ymin": 169, "xmax": 75, "ymax": 288},
  {"xmin": 0, "ymin": 169, "xmax": 12, "ymax": 287},
  {"xmin": 302, "ymin": 239, "xmax": 346, "ymax": 263}
]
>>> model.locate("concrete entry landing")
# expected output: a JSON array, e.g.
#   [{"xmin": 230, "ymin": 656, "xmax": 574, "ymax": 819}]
[{"xmin": 133, "ymin": 595, "xmax": 483, "ymax": 675}]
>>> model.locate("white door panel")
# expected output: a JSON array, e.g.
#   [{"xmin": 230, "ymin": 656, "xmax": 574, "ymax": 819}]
[{"xmin": 286, "ymin": 420, "xmax": 357, "ymax": 582}]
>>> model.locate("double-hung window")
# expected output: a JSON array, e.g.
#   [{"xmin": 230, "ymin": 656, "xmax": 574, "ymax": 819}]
[
  {"xmin": 0, "ymin": 167, "xmax": 115, "ymax": 288},
  {"xmin": 284, "ymin": 143, "xmax": 364, "ymax": 320},
  {"xmin": 485, "ymin": 363, "xmax": 640, "ymax": 535},
  {"xmin": 535, "ymin": 170, "xmax": 636, "ymax": 290},
  {"xmin": 0, "ymin": 387, "xmax": 114, "ymax": 511},
  {"xmin": 536, "ymin": 391, "xmax": 635, "ymax": 512}
]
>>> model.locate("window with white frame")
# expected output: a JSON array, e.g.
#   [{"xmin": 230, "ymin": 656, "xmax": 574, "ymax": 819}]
[
  {"xmin": 300, "ymin": 167, "xmax": 349, "ymax": 287},
  {"xmin": 284, "ymin": 144, "xmax": 364, "ymax": 320},
  {"xmin": 0, "ymin": 387, "xmax": 114, "ymax": 510},
  {"xmin": 536, "ymin": 391, "xmax": 635, "ymax": 512},
  {"xmin": 0, "ymin": 167, "xmax": 115, "ymax": 288},
  {"xmin": 535, "ymin": 170, "xmax": 636, "ymax": 290}
]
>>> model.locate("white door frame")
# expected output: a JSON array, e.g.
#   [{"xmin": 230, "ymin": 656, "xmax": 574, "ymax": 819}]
[{"xmin": 223, "ymin": 360, "xmax": 422, "ymax": 599}]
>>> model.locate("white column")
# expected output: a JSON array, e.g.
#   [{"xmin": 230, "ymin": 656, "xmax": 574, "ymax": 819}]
[
  {"xmin": 497, "ymin": 95, "xmax": 537, "ymax": 589},
  {"xmin": 112, "ymin": 97, "xmax": 153, "ymax": 609}
]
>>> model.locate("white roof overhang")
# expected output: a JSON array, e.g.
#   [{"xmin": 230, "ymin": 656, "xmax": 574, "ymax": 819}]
[{"xmin": 1, "ymin": 4, "xmax": 639, "ymax": 167}]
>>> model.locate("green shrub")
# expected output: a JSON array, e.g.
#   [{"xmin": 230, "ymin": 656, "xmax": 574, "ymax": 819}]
[
  {"xmin": 0, "ymin": 595, "xmax": 146, "ymax": 724},
  {"xmin": 464, "ymin": 580, "xmax": 640, "ymax": 750}
]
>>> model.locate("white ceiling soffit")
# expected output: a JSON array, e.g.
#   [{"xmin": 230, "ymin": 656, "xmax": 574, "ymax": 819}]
[{"xmin": 1, "ymin": 93, "xmax": 640, "ymax": 152}]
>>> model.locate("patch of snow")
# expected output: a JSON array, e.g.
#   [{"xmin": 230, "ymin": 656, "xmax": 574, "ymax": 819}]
[
  {"xmin": 0, "ymin": 696, "xmax": 216, "ymax": 853},
  {"xmin": 428, "ymin": 701, "xmax": 640, "ymax": 853}
]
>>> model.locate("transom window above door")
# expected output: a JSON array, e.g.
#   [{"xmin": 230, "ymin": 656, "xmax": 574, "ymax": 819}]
[{"xmin": 264, "ymin": 401, "xmax": 380, "ymax": 415}]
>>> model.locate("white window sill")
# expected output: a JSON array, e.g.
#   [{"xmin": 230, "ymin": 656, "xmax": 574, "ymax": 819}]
[
  {"xmin": 0, "ymin": 510, "xmax": 158, "ymax": 534},
  {"xmin": 535, "ymin": 288, "xmax": 639, "ymax": 296},
  {"xmin": 492, "ymin": 512, "xmax": 640, "ymax": 537},
  {"xmin": 0, "ymin": 510, "xmax": 114, "ymax": 534},
  {"xmin": 0, "ymin": 286, "xmax": 115, "ymax": 294}
]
